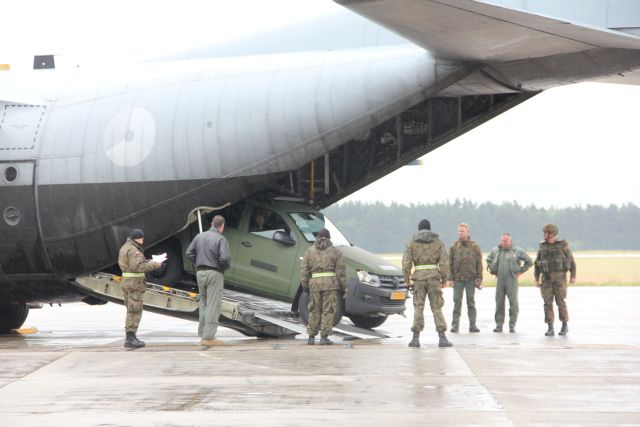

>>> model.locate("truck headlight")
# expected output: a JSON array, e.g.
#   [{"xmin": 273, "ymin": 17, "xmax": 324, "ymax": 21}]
[{"xmin": 357, "ymin": 270, "xmax": 381, "ymax": 287}]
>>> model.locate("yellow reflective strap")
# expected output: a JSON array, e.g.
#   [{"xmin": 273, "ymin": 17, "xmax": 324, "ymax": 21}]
[
  {"xmin": 122, "ymin": 272, "xmax": 145, "ymax": 278},
  {"xmin": 414, "ymin": 264, "xmax": 438, "ymax": 270},
  {"xmin": 311, "ymin": 272, "xmax": 337, "ymax": 278}
]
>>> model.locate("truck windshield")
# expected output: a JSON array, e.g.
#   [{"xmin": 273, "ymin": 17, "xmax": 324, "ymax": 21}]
[{"xmin": 288, "ymin": 212, "xmax": 351, "ymax": 246}]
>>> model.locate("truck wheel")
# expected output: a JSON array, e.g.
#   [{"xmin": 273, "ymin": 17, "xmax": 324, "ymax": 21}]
[
  {"xmin": 145, "ymin": 240, "xmax": 182, "ymax": 286},
  {"xmin": 298, "ymin": 290, "xmax": 344, "ymax": 327},
  {"xmin": 348, "ymin": 314, "xmax": 387, "ymax": 329},
  {"xmin": 0, "ymin": 303, "xmax": 29, "ymax": 334}
]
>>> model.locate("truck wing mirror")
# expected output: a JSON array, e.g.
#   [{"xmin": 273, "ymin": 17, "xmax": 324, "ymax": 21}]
[{"xmin": 273, "ymin": 231, "xmax": 296, "ymax": 246}]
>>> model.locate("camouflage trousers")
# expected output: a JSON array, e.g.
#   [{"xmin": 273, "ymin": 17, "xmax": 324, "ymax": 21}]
[
  {"xmin": 452, "ymin": 279, "xmax": 477, "ymax": 328},
  {"xmin": 307, "ymin": 289, "xmax": 338, "ymax": 337},
  {"xmin": 197, "ymin": 270, "xmax": 224, "ymax": 340},
  {"xmin": 411, "ymin": 278, "xmax": 447, "ymax": 333},
  {"xmin": 540, "ymin": 271, "xmax": 569, "ymax": 323},
  {"xmin": 123, "ymin": 281, "xmax": 145, "ymax": 333}
]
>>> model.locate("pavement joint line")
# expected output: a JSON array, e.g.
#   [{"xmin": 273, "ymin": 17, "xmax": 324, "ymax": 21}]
[
  {"xmin": 0, "ymin": 351, "xmax": 71, "ymax": 391},
  {"xmin": 456, "ymin": 347, "xmax": 518, "ymax": 426}
]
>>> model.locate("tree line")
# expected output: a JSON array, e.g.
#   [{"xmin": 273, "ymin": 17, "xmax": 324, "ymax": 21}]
[{"xmin": 322, "ymin": 200, "xmax": 640, "ymax": 252}]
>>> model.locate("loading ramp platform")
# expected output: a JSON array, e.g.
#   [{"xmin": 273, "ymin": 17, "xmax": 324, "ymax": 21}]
[{"xmin": 73, "ymin": 273, "xmax": 388, "ymax": 340}]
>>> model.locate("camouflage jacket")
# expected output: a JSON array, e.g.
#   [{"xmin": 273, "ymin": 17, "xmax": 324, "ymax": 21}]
[
  {"xmin": 402, "ymin": 230, "xmax": 449, "ymax": 284},
  {"xmin": 300, "ymin": 237, "xmax": 347, "ymax": 292},
  {"xmin": 118, "ymin": 239, "xmax": 161, "ymax": 285},
  {"xmin": 449, "ymin": 238, "xmax": 483, "ymax": 282},
  {"xmin": 534, "ymin": 239, "xmax": 577, "ymax": 281}
]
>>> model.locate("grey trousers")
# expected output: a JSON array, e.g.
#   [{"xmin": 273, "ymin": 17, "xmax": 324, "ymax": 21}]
[
  {"xmin": 495, "ymin": 277, "xmax": 519, "ymax": 328},
  {"xmin": 197, "ymin": 270, "xmax": 224, "ymax": 340}
]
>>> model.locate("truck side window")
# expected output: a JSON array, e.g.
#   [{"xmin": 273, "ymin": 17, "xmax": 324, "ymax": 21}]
[
  {"xmin": 249, "ymin": 207, "xmax": 288, "ymax": 239},
  {"xmin": 217, "ymin": 203, "xmax": 243, "ymax": 229},
  {"xmin": 190, "ymin": 203, "xmax": 244, "ymax": 238}
]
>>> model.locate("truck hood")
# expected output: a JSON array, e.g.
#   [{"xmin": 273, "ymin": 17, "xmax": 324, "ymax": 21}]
[{"xmin": 337, "ymin": 245, "xmax": 402, "ymax": 276}]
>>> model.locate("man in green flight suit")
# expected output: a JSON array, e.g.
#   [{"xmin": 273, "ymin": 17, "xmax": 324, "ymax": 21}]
[
  {"xmin": 300, "ymin": 228, "xmax": 347, "ymax": 345},
  {"xmin": 535, "ymin": 224, "xmax": 577, "ymax": 336},
  {"xmin": 118, "ymin": 229, "xmax": 163, "ymax": 348},
  {"xmin": 402, "ymin": 219, "xmax": 452, "ymax": 348},
  {"xmin": 486, "ymin": 233, "xmax": 533, "ymax": 333}
]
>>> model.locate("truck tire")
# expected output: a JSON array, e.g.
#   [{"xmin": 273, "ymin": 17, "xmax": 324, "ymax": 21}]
[
  {"xmin": 298, "ymin": 290, "xmax": 344, "ymax": 327},
  {"xmin": 0, "ymin": 303, "xmax": 29, "ymax": 334},
  {"xmin": 145, "ymin": 240, "xmax": 183, "ymax": 286},
  {"xmin": 348, "ymin": 314, "xmax": 387, "ymax": 329}
]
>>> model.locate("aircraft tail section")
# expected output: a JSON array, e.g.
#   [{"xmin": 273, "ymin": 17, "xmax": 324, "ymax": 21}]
[{"xmin": 334, "ymin": 0, "xmax": 640, "ymax": 62}]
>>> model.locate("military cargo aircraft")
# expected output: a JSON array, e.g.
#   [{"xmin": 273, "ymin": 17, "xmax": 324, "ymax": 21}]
[{"xmin": 1, "ymin": 0, "xmax": 640, "ymax": 332}]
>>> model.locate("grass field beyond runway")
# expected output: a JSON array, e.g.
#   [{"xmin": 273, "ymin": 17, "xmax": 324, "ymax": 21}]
[{"xmin": 379, "ymin": 251, "xmax": 640, "ymax": 286}]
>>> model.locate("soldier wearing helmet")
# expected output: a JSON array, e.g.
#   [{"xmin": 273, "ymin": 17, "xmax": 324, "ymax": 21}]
[{"xmin": 534, "ymin": 224, "xmax": 577, "ymax": 337}]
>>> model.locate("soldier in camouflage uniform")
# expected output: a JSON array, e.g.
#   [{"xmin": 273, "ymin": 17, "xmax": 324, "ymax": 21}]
[
  {"xmin": 534, "ymin": 224, "xmax": 576, "ymax": 336},
  {"xmin": 300, "ymin": 228, "xmax": 347, "ymax": 345},
  {"xmin": 448, "ymin": 223, "xmax": 483, "ymax": 333},
  {"xmin": 118, "ymin": 229, "xmax": 162, "ymax": 348},
  {"xmin": 402, "ymin": 219, "xmax": 452, "ymax": 348}
]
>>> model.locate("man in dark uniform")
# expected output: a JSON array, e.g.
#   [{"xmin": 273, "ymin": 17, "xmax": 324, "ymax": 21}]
[
  {"xmin": 300, "ymin": 228, "xmax": 347, "ymax": 345},
  {"xmin": 535, "ymin": 224, "xmax": 577, "ymax": 336},
  {"xmin": 402, "ymin": 219, "xmax": 452, "ymax": 348},
  {"xmin": 186, "ymin": 215, "xmax": 230, "ymax": 346},
  {"xmin": 118, "ymin": 229, "xmax": 163, "ymax": 348}
]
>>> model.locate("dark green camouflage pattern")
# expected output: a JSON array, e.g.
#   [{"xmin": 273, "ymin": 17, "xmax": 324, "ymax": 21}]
[
  {"xmin": 402, "ymin": 231, "xmax": 449, "ymax": 284},
  {"xmin": 535, "ymin": 239, "xmax": 576, "ymax": 323},
  {"xmin": 402, "ymin": 230, "xmax": 449, "ymax": 332},
  {"xmin": 300, "ymin": 237, "xmax": 347, "ymax": 292},
  {"xmin": 449, "ymin": 239, "xmax": 483, "ymax": 282},
  {"xmin": 307, "ymin": 289, "xmax": 338, "ymax": 337},
  {"xmin": 534, "ymin": 240, "xmax": 576, "ymax": 281},
  {"xmin": 118, "ymin": 238, "xmax": 161, "ymax": 333}
]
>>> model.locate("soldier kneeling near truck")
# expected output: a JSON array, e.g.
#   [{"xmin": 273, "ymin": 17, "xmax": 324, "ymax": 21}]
[{"xmin": 300, "ymin": 228, "xmax": 348, "ymax": 345}]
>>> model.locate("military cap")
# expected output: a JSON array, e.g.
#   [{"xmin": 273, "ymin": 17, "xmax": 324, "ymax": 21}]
[
  {"xmin": 418, "ymin": 219, "xmax": 431, "ymax": 231},
  {"xmin": 317, "ymin": 228, "xmax": 331, "ymax": 239},
  {"xmin": 542, "ymin": 224, "xmax": 558, "ymax": 235},
  {"xmin": 129, "ymin": 228, "xmax": 144, "ymax": 239}
]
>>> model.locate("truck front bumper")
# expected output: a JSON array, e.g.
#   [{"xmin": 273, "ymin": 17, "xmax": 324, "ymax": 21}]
[{"xmin": 345, "ymin": 278, "xmax": 407, "ymax": 316}]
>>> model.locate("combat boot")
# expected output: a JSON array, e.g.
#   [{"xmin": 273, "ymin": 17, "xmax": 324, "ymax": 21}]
[
  {"xmin": 493, "ymin": 326, "xmax": 503, "ymax": 333},
  {"xmin": 319, "ymin": 336, "xmax": 333, "ymax": 345},
  {"xmin": 408, "ymin": 331, "xmax": 420, "ymax": 348},
  {"xmin": 559, "ymin": 321, "xmax": 569, "ymax": 336},
  {"xmin": 307, "ymin": 335, "xmax": 315, "ymax": 345},
  {"xmin": 438, "ymin": 331, "xmax": 453, "ymax": 348},
  {"xmin": 469, "ymin": 324, "xmax": 480, "ymax": 333},
  {"xmin": 124, "ymin": 331, "xmax": 145, "ymax": 348},
  {"xmin": 450, "ymin": 325, "xmax": 459, "ymax": 333},
  {"xmin": 545, "ymin": 323, "xmax": 555, "ymax": 336}
]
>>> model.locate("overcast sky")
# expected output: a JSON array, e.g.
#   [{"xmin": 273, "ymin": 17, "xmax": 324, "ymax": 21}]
[{"xmin": 2, "ymin": 0, "xmax": 638, "ymax": 208}]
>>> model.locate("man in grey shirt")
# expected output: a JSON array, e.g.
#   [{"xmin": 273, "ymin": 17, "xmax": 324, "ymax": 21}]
[{"xmin": 186, "ymin": 215, "xmax": 230, "ymax": 346}]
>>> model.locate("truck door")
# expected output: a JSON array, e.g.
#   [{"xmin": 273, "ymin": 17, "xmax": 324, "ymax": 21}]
[{"xmin": 233, "ymin": 204, "xmax": 298, "ymax": 299}]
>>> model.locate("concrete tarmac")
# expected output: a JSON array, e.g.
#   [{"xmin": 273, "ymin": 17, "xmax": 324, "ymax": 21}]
[{"xmin": 1, "ymin": 287, "xmax": 639, "ymax": 426}]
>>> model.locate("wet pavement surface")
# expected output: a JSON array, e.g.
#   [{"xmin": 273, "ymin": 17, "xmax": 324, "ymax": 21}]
[{"xmin": 1, "ymin": 287, "xmax": 639, "ymax": 426}]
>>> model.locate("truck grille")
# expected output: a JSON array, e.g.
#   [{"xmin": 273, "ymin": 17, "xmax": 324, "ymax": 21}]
[{"xmin": 378, "ymin": 274, "xmax": 404, "ymax": 288}]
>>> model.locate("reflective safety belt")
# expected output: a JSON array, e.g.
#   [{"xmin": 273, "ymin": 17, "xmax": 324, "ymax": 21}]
[
  {"xmin": 414, "ymin": 264, "xmax": 438, "ymax": 270},
  {"xmin": 311, "ymin": 272, "xmax": 336, "ymax": 278},
  {"xmin": 122, "ymin": 272, "xmax": 145, "ymax": 278}
]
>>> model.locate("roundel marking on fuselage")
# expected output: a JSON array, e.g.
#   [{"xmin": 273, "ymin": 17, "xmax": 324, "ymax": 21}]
[{"xmin": 102, "ymin": 107, "xmax": 156, "ymax": 167}]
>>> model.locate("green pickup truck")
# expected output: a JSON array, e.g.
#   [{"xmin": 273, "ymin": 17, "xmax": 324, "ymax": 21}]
[{"xmin": 168, "ymin": 198, "xmax": 407, "ymax": 329}]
